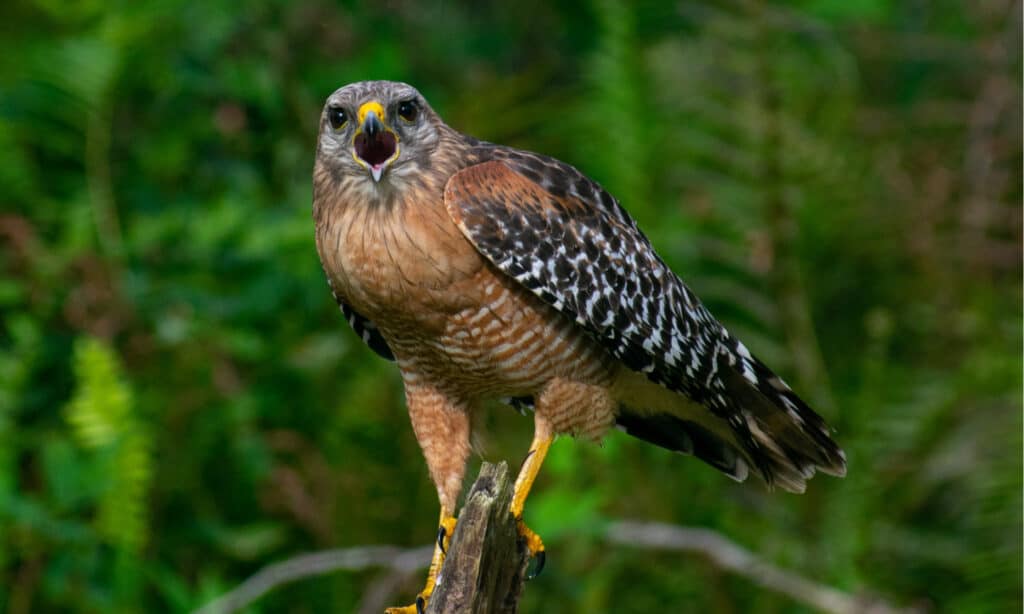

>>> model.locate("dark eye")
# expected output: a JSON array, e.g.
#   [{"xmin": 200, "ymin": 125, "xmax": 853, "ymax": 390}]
[
  {"xmin": 327, "ymin": 106, "xmax": 347, "ymax": 130},
  {"xmin": 398, "ymin": 99, "xmax": 418, "ymax": 122}
]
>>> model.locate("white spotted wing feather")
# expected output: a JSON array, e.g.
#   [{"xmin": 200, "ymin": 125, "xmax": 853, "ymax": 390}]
[{"xmin": 444, "ymin": 151, "xmax": 846, "ymax": 491}]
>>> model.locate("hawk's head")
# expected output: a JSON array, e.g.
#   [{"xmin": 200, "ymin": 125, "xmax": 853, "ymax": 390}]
[{"xmin": 317, "ymin": 81, "xmax": 443, "ymax": 189}]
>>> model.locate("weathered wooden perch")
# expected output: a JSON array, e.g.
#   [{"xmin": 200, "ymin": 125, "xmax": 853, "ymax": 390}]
[
  {"xmin": 425, "ymin": 462, "xmax": 530, "ymax": 614},
  {"xmin": 192, "ymin": 464, "xmax": 918, "ymax": 614}
]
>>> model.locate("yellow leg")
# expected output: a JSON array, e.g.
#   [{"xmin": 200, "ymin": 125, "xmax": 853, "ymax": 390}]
[
  {"xmin": 511, "ymin": 432, "xmax": 553, "ymax": 565},
  {"xmin": 385, "ymin": 509, "xmax": 457, "ymax": 614}
]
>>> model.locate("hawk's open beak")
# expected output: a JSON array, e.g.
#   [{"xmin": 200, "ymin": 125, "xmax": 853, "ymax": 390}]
[{"xmin": 353, "ymin": 101, "xmax": 399, "ymax": 183}]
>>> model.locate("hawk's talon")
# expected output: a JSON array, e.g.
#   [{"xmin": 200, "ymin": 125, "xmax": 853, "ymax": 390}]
[
  {"xmin": 437, "ymin": 525, "xmax": 447, "ymax": 553},
  {"xmin": 527, "ymin": 549, "xmax": 546, "ymax": 580},
  {"xmin": 386, "ymin": 516, "xmax": 455, "ymax": 614},
  {"xmin": 515, "ymin": 515, "xmax": 546, "ymax": 579},
  {"xmin": 438, "ymin": 516, "xmax": 457, "ymax": 555},
  {"xmin": 385, "ymin": 589, "xmax": 430, "ymax": 614}
]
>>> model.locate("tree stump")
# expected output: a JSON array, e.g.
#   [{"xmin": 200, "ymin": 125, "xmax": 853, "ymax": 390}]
[{"xmin": 425, "ymin": 462, "xmax": 530, "ymax": 614}]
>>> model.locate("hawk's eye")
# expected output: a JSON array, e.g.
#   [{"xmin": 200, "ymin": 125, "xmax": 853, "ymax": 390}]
[
  {"xmin": 398, "ymin": 100, "xmax": 418, "ymax": 122},
  {"xmin": 327, "ymin": 106, "xmax": 347, "ymax": 130}
]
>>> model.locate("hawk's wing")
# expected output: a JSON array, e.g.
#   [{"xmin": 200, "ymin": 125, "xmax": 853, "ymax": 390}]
[
  {"xmin": 444, "ymin": 154, "xmax": 845, "ymax": 489},
  {"xmin": 331, "ymin": 289, "xmax": 394, "ymax": 360}
]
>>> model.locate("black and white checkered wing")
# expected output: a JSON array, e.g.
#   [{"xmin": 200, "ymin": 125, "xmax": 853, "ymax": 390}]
[
  {"xmin": 444, "ymin": 154, "xmax": 845, "ymax": 490},
  {"xmin": 325, "ymin": 278, "xmax": 394, "ymax": 361}
]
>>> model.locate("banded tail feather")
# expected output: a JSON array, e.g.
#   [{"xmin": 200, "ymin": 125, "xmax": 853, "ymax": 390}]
[
  {"xmin": 616, "ymin": 411, "xmax": 751, "ymax": 482},
  {"xmin": 618, "ymin": 354, "xmax": 846, "ymax": 493}
]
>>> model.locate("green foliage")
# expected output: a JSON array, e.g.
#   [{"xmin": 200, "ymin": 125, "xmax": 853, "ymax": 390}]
[
  {"xmin": 65, "ymin": 337, "xmax": 151, "ymax": 555},
  {"xmin": 0, "ymin": 0, "xmax": 1019, "ymax": 612}
]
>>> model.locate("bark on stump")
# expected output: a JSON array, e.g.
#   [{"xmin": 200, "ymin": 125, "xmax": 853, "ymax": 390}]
[{"xmin": 425, "ymin": 462, "xmax": 530, "ymax": 614}]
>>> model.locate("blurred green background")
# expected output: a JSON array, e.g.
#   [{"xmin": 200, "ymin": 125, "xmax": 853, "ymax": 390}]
[{"xmin": 1, "ymin": 1, "xmax": 1021, "ymax": 612}]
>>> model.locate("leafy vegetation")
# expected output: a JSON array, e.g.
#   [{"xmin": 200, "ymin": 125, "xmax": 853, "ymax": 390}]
[{"xmin": 1, "ymin": 1, "xmax": 1020, "ymax": 612}]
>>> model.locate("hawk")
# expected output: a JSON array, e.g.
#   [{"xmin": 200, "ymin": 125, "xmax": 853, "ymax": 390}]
[{"xmin": 313, "ymin": 81, "xmax": 845, "ymax": 613}]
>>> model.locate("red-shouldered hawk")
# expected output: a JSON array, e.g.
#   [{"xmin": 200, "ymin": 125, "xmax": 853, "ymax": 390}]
[{"xmin": 313, "ymin": 81, "xmax": 846, "ymax": 613}]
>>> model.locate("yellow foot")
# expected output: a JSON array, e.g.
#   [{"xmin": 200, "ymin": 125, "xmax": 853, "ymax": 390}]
[
  {"xmin": 386, "ymin": 515, "xmax": 457, "ymax": 614},
  {"xmin": 384, "ymin": 586, "xmax": 431, "ymax": 614},
  {"xmin": 384, "ymin": 597, "xmax": 424, "ymax": 614},
  {"xmin": 515, "ymin": 516, "xmax": 546, "ymax": 579}
]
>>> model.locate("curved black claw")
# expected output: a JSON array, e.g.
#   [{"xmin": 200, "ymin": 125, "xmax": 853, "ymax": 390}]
[
  {"xmin": 526, "ymin": 550, "xmax": 546, "ymax": 580},
  {"xmin": 416, "ymin": 595, "xmax": 426, "ymax": 614},
  {"xmin": 437, "ymin": 525, "xmax": 448, "ymax": 554}
]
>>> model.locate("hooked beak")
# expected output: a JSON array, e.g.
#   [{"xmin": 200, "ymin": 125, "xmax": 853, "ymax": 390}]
[
  {"xmin": 353, "ymin": 101, "xmax": 399, "ymax": 183},
  {"xmin": 363, "ymin": 112, "xmax": 383, "ymax": 139}
]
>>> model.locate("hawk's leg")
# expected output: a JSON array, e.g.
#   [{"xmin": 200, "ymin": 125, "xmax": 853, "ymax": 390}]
[
  {"xmin": 511, "ymin": 425, "xmax": 552, "ymax": 577},
  {"xmin": 386, "ymin": 383, "xmax": 471, "ymax": 614},
  {"xmin": 511, "ymin": 377, "xmax": 616, "ymax": 577}
]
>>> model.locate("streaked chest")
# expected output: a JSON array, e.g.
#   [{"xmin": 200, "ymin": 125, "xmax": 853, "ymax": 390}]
[
  {"xmin": 316, "ymin": 190, "xmax": 483, "ymax": 332},
  {"xmin": 393, "ymin": 270, "xmax": 616, "ymax": 398}
]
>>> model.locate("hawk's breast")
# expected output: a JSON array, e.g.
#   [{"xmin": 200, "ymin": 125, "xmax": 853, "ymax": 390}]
[
  {"xmin": 389, "ymin": 265, "xmax": 617, "ymax": 400},
  {"xmin": 316, "ymin": 188, "xmax": 479, "ymax": 330}
]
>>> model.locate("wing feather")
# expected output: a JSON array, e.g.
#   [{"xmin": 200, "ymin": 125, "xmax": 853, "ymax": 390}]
[
  {"xmin": 444, "ymin": 154, "xmax": 845, "ymax": 488},
  {"xmin": 337, "ymin": 301, "xmax": 394, "ymax": 360},
  {"xmin": 326, "ymin": 277, "xmax": 393, "ymax": 361}
]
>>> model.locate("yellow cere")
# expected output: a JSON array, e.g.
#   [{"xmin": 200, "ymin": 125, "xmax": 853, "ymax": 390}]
[{"xmin": 357, "ymin": 101, "xmax": 386, "ymax": 126}]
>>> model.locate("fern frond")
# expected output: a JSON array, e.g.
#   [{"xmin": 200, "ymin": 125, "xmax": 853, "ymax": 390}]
[{"xmin": 65, "ymin": 337, "xmax": 151, "ymax": 554}]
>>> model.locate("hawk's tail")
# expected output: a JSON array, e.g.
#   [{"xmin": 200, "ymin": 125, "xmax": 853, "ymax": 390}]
[
  {"xmin": 720, "ymin": 358, "xmax": 846, "ymax": 493},
  {"xmin": 615, "ymin": 410, "xmax": 755, "ymax": 483},
  {"xmin": 616, "ymin": 356, "xmax": 846, "ymax": 493}
]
